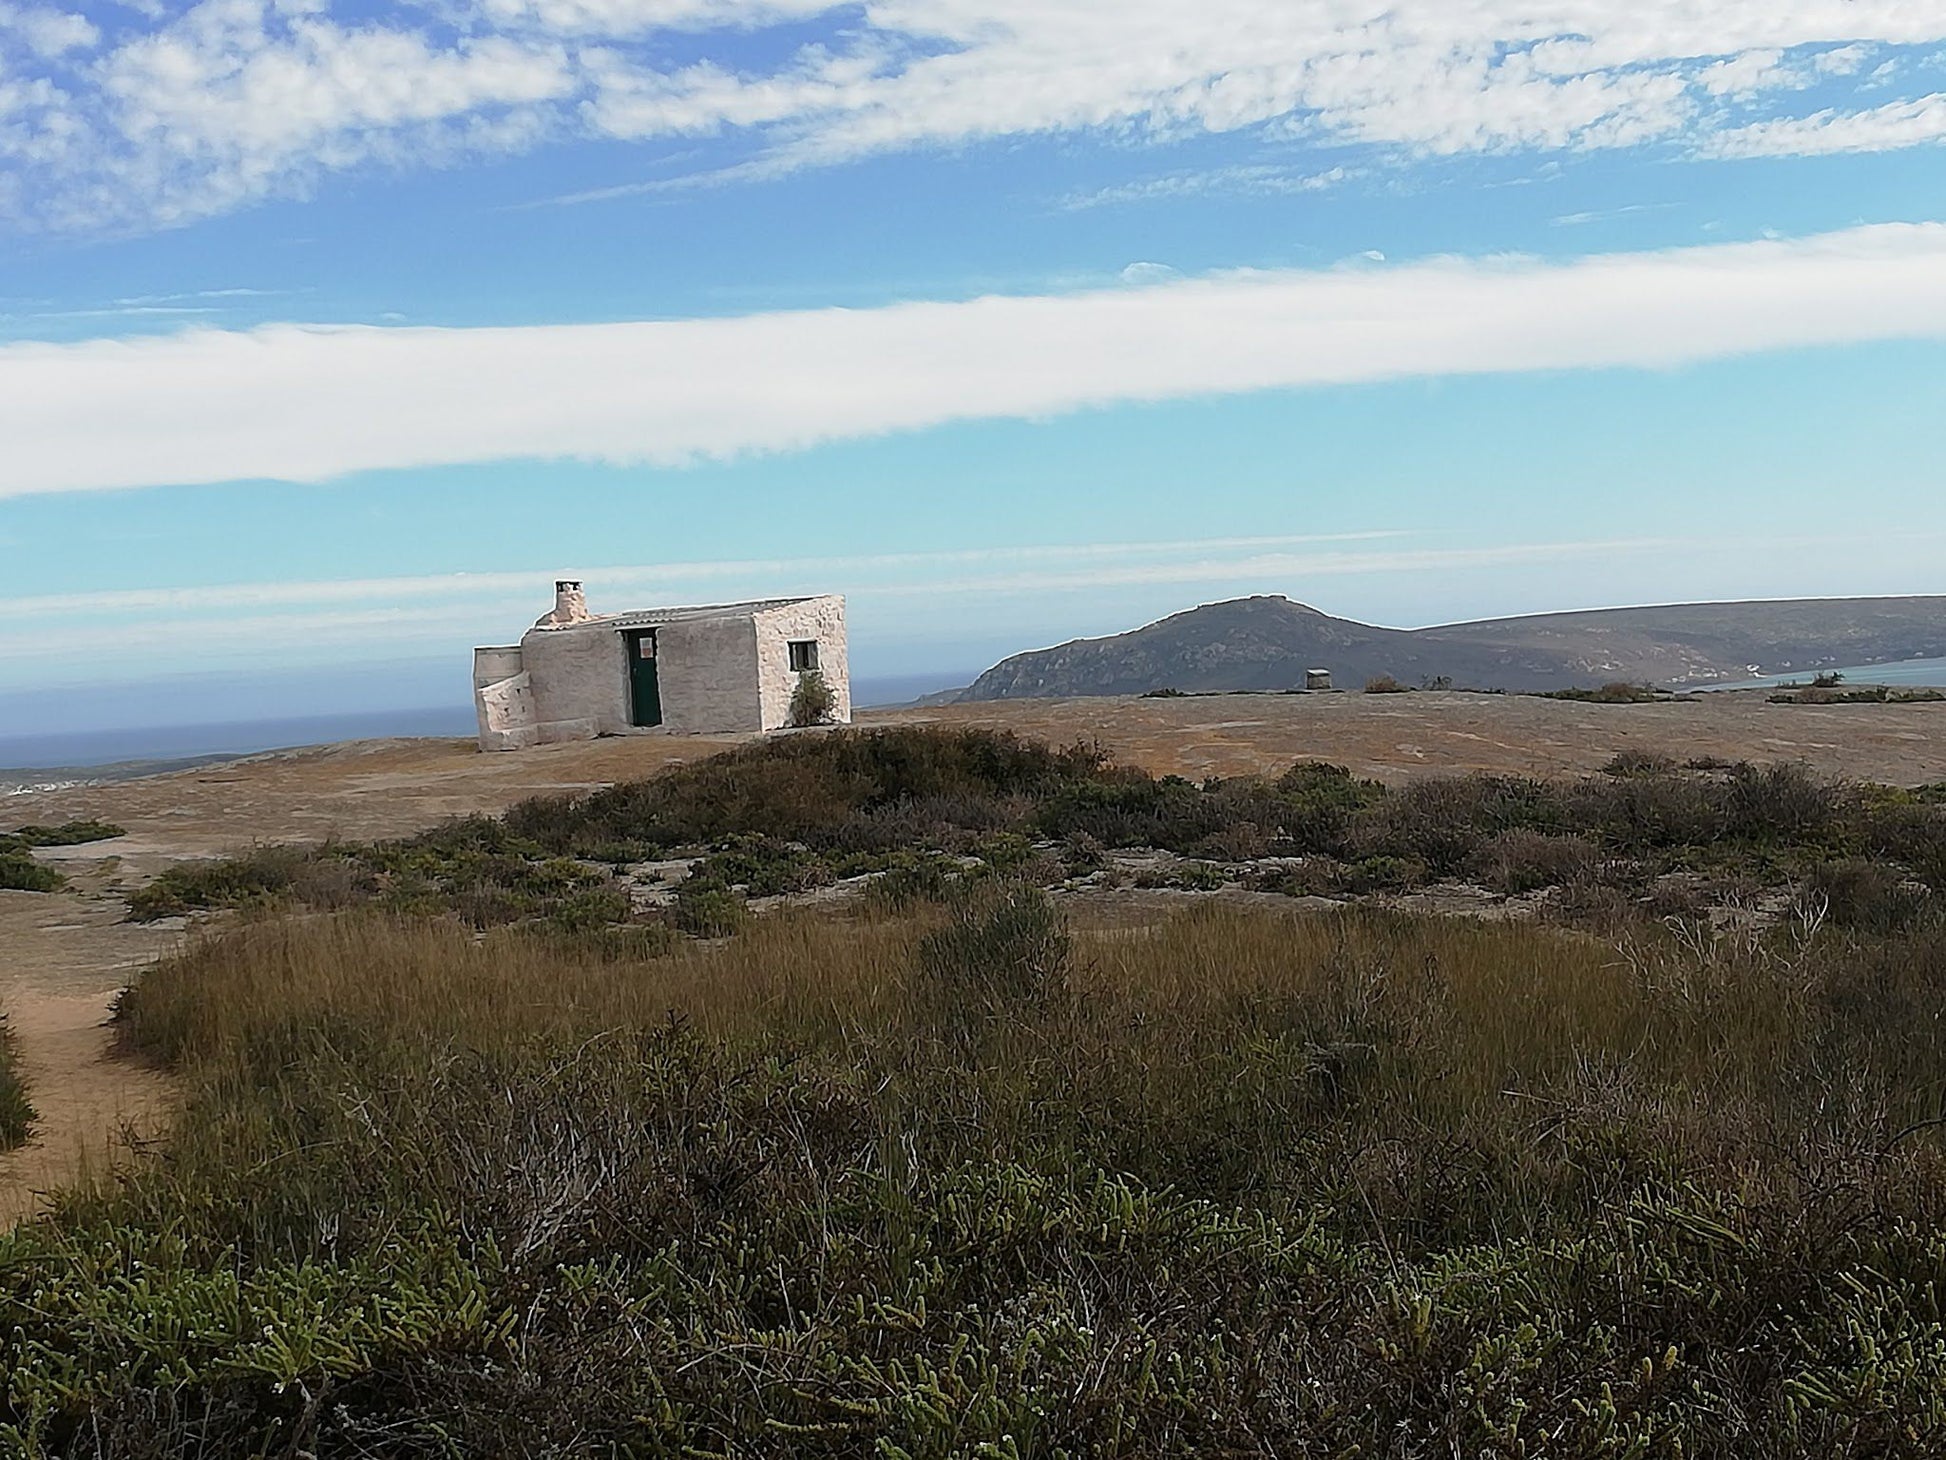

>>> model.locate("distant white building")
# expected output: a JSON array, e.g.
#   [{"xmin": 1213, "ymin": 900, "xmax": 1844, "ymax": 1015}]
[{"xmin": 473, "ymin": 582, "xmax": 850, "ymax": 751}]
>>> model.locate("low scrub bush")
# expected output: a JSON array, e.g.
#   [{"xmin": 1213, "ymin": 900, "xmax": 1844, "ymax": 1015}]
[
  {"xmin": 1805, "ymin": 858, "xmax": 1930, "ymax": 933},
  {"xmin": 0, "ymin": 1012, "xmax": 33, "ymax": 1149},
  {"xmin": 1135, "ymin": 860, "xmax": 1231, "ymax": 891},
  {"xmin": 506, "ymin": 725, "xmax": 1111, "ymax": 854},
  {"xmin": 1354, "ymin": 773, "xmax": 1570, "ymax": 875},
  {"xmin": 1363, "ymin": 673, "xmax": 1408, "ymax": 693},
  {"xmin": 1469, "ymin": 828, "xmax": 1601, "ymax": 894},
  {"xmin": 1544, "ymin": 681, "xmax": 1664, "ymax": 703},
  {"xmin": 2, "ymin": 818, "xmax": 123, "ymax": 850},
  {"xmin": 1771, "ymin": 684, "xmax": 1946, "ymax": 705},
  {"xmin": 671, "ymin": 874, "xmax": 749, "ymax": 937},
  {"xmin": 863, "ymin": 852, "xmax": 964, "ymax": 910},
  {"xmin": 119, "ymin": 729, "xmax": 1946, "ymax": 947},
  {"xmin": 126, "ymin": 845, "xmax": 318, "ymax": 920},
  {"xmin": 0, "ymin": 849, "xmax": 62, "ymax": 893},
  {"xmin": 912, "ymin": 881, "xmax": 1070, "ymax": 1027}
]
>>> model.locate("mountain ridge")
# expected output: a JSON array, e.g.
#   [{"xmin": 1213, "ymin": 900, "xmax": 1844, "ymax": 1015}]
[{"xmin": 958, "ymin": 594, "xmax": 1946, "ymax": 700}]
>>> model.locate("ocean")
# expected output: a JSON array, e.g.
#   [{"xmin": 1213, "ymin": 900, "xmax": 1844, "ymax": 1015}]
[
  {"xmin": 0, "ymin": 671, "xmax": 976, "ymax": 792},
  {"xmin": 0, "ymin": 706, "xmax": 480, "ymax": 792},
  {"xmin": 1707, "ymin": 656, "xmax": 1946, "ymax": 691}
]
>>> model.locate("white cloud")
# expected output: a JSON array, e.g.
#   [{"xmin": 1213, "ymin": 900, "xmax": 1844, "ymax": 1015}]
[
  {"xmin": 0, "ymin": 6, "xmax": 97, "ymax": 57},
  {"xmin": 7, "ymin": 222, "xmax": 1946, "ymax": 498},
  {"xmin": 1708, "ymin": 93, "xmax": 1946, "ymax": 158},
  {"xmin": 1697, "ymin": 50, "xmax": 1790, "ymax": 97},
  {"xmin": 7, "ymin": 1, "xmax": 577, "ymax": 228},
  {"xmin": 0, "ymin": 532, "xmax": 1406, "ymax": 621},
  {"xmin": 4, "ymin": 2, "xmax": 1946, "ymax": 230},
  {"xmin": 1117, "ymin": 261, "xmax": 1179, "ymax": 286},
  {"xmin": 0, "ymin": 532, "xmax": 1702, "ymax": 671},
  {"xmin": 1062, "ymin": 163, "xmax": 1350, "ymax": 211}
]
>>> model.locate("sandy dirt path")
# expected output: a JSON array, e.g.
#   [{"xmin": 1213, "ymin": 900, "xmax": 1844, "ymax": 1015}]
[
  {"xmin": 2, "ymin": 689, "xmax": 1941, "ymax": 1222},
  {"xmin": 0, "ymin": 865, "xmax": 176, "ymax": 1225}
]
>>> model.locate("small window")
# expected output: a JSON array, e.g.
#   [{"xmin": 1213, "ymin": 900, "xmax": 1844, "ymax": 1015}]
[
  {"xmin": 637, "ymin": 634, "xmax": 656, "ymax": 660},
  {"xmin": 788, "ymin": 639, "xmax": 820, "ymax": 672}
]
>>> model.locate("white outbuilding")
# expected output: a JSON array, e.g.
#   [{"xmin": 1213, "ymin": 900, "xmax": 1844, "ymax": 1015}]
[{"xmin": 472, "ymin": 582, "xmax": 850, "ymax": 751}]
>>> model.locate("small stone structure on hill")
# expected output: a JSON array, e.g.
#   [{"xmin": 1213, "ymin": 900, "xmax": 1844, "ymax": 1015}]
[{"xmin": 472, "ymin": 583, "xmax": 850, "ymax": 751}]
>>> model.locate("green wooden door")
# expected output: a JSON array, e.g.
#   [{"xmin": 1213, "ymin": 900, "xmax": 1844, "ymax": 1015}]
[{"xmin": 626, "ymin": 630, "xmax": 662, "ymax": 726}]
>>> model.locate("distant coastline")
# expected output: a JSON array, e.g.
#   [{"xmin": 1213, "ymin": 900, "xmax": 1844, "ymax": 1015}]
[
  {"xmin": 1701, "ymin": 655, "xmax": 1946, "ymax": 692},
  {"xmin": 0, "ymin": 672, "xmax": 975, "ymax": 782}
]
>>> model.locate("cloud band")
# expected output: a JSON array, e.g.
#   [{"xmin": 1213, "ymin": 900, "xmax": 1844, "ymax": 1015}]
[{"xmin": 5, "ymin": 221, "xmax": 1946, "ymax": 498}]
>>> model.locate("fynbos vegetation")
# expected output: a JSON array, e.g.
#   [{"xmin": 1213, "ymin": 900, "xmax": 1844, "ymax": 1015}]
[
  {"xmin": 119, "ymin": 728, "xmax": 1946, "ymax": 937},
  {"xmin": 8, "ymin": 728, "xmax": 1946, "ymax": 1453}
]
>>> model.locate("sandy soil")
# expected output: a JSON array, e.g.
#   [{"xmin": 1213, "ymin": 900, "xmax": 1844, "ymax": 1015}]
[
  {"xmin": 0, "ymin": 860, "xmax": 176, "ymax": 1225},
  {"xmin": 3, "ymin": 688, "xmax": 1941, "ymax": 1223},
  {"xmin": 890, "ymin": 689, "xmax": 1946, "ymax": 785}
]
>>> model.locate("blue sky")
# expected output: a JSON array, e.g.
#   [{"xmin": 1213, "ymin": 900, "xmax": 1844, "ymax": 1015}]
[{"xmin": 3, "ymin": 1, "xmax": 1946, "ymax": 738}]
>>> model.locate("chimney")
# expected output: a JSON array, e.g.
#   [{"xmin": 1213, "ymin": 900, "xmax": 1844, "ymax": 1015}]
[{"xmin": 549, "ymin": 580, "xmax": 589, "ymax": 625}]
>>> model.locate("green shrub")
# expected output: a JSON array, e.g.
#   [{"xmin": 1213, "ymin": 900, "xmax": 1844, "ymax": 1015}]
[
  {"xmin": 693, "ymin": 836, "xmax": 833, "ymax": 896},
  {"xmin": 1355, "ymin": 774, "xmax": 1570, "ymax": 874},
  {"xmin": 672, "ymin": 875, "xmax": 749, "ymax": 937},
  {"xmin": 1271, "ymin": 761, "xmax": 1388, "ymax": 855},
  {"xmin": 125, "ymin": 847, "xmax": 311, "ymax": 920},
  {"xmin": 1136, "ymin": 860, "xmax": 1231, "ymax": 891},
  {"xmin": 787, "ymin": 668, "xmax": 837, "ymax": 727},
  {"xmin": 913, "ymin": 881, "xmax": 1070, "ymax": 1024},
  {"xmin": 865, "ymin": 854, "xmax": 962, "ymax": 910},
  {"xmin": 0, "ymin": 1012, "xmax": 33, "ymax": 1149},
  {"xmin": 0, "ymin": 849, "xmax": 63, "ymax": 893},
  {"xmin": 507, "ymin": 726, "xmax": 1109, "ymax": 853},
  {"xmin": 6, "ymin": 819, "xmax": 124, "ymax": 848},
  {"xmin": 1544, "ymin": 681, "xmax": 1663, "ymax": 703},
  {"xmin": 1602, "ymin": 750, "xmax": 1678, "ymax": 778}
]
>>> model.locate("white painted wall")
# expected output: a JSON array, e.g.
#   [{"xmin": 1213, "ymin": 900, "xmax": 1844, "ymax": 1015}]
[
  {"xmin": 657, "ymin": 615, "xmax": 763, "ymax": 734},
  {"xmin": 473, "ymin": 647, "xmax": 537, "ymax": 750},
  {"xmin": 754, "ymin": 596, "xmax": 851, "ymax": 730},
  {"xmin": 520, "ymin": 620, "xmax": 629, "ymax": 738}
]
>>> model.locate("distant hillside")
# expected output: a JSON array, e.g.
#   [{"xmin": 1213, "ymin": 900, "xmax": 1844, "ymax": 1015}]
[{"xmin": 959, "ymin": 595, "xmax": 1946, "ymax": 700}]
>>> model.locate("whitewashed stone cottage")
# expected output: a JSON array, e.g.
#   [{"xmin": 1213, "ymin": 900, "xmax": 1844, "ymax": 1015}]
[{"xmin": 473, "ymin": 582, "xmax": 850, "ymax": 751}]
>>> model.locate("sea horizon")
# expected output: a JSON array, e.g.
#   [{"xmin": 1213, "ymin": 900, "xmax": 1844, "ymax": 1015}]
[{"xmin": 0, "ymin": 671, "xmax": 972, "ymax": 779}]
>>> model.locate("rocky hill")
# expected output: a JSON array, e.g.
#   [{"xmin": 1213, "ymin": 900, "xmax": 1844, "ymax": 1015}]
[{"xmin": 959, "ymin": 595, "xmax": 1946, "ymax": 699}]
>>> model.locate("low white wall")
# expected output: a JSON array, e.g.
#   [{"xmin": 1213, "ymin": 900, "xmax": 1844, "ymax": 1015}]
[
  {"xmin": 473, "ymin": 645, "xmax": 524, "ymax": 686},
  {"xmin": 473, "ymin": 647, "xmax": 537, "ymax": 750},
  {"xmin": 754, "ymin": 596, "xmax": 851, "ymax": 730},
  {"xmin": 520, "ymin": 622, "xmax": 632, "ymax": 737}
]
